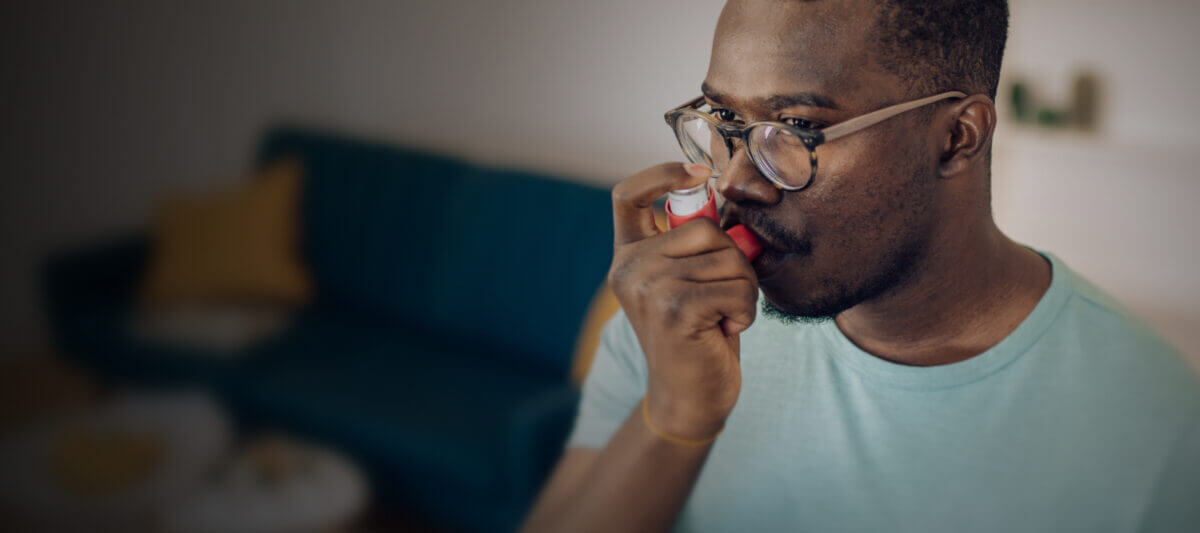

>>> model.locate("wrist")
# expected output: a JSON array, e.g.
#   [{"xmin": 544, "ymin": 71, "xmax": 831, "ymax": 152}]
[{"xmin": 643, "ymin": 389, "xmax": 729, "ymax": 441}]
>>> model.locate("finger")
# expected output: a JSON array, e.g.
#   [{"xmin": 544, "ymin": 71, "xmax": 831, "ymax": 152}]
[
  {"xmin": 673, "ymin": 247, "xmax": 758, "ymax": 284},
  {"xmin": 655, "ymin": 217, "xmax": 734, "ymax": 258},
  {"xmin": 612, "ymin": 162, "xmax": 711, "ymax": 246},
  {"xmin": 675, "ymin": 278, "xmax": 758, "ymax": 336}
]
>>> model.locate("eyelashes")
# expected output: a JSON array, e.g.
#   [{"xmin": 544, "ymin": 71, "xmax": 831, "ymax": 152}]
[{"xmin": 708, "ymin": 107, "xmax": 821, "ymax": 130}]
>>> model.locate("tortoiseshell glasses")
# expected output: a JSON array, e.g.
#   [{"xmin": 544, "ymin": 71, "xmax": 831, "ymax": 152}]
[{"xmin": 664, "ymin": 91, "xmax": 966, "ymax": 191}]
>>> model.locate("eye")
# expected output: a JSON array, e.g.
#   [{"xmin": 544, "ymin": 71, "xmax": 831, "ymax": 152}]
[
  {"xmin": 709, "ymin": 108, "xmax": 738, "ymax": 123},
  {"xmin": 783, "ymin": 117, "xmax": 820, "ymax": 130}
]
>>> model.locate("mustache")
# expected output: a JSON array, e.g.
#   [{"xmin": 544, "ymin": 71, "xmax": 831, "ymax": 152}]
[{"xmin": 740, "ymin": 208, "xmax": 812, "ymax": 255}]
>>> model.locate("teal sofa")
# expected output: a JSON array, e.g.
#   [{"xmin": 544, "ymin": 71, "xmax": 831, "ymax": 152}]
[{"xmin": 42, "ymin": 126, "xmax": 615, "ymax": 531}]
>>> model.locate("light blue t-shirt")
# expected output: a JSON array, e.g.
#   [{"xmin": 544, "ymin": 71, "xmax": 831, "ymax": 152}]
[{"xmin": 567, "ymin": 251, "xmax": 1200, "ymax": 532}]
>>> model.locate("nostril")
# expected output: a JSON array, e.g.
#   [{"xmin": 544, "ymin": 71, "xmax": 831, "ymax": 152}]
[
  {"xmin": 717, "ymin": 180, "xmax": 750, "ymax": 203},
  {"xmin": 715, "ymin": 160, "xmax": 784, "ymax": 207}
]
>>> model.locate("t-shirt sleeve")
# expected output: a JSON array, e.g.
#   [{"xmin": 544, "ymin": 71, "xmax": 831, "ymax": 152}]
[
  {"xmin": 1137, "ymin": 413, "xmax": 1200, "ymax": 533},
  {"xmin": 565, "ymin": 309, "xmax": 649, "ymax": 449}
]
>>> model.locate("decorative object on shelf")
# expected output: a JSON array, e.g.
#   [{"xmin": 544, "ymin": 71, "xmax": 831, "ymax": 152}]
[{"xmin": 1007, "ymin": 70, "xmax": 1101, "ymax": 131}]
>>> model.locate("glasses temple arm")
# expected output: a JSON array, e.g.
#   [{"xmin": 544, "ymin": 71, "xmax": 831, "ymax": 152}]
[{"xmin": 821, "ymin": 91, "xmax": 967, "ymax": 142}]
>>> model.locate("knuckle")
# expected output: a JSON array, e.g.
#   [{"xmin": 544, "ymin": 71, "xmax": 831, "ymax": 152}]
[
  {"xmin": 605, "ymin": 266, "xmax": 622, "ymax": 293},
  {"xmin": 610, "ymin": 242, "xmax": 675, "ymax": 306},
  {"xmin": 685, "ymin": 216, "xmax": 721, "ymax": 235},
  {"xmin": 658, "ymin": 289, "xmax": 685, "ymax": 321},
  {"xmin": 607, "ymin": 251, "xmax": 629, "ymax": 282},
  {"xmin": 610, "ymin": 183, "xmax": 632, "ymax": 205},
  {"xmin": 703, "ymin": 223, "xmax": 735, "ymax": 246},
  {"xmin": 737, "ymin": 278, "xmax": 757, "ymax": 300},
  {"xmin": 607, "ymin": 253, "xmax": 639, "ymax": 297},
  {"xmin": 693, "ymin": 248, "xmax": 750, "ymax": 280},
  {"xmin": 631, "ymin": 275, "xmax": 656, "ymax": 304},
  {"xmin": 673, "ymin": 218, "xmax": 725, "ymax": 245},
  {"xmin": 714, "ymin": 247, "xmax": 743, "ymax": 267},
  {"xmin": 694, "ymin": 253, "xmax": 720, "ymax": 271},
  {"xmin": 738, "ymin": 279, "xmax": 759, "ymax": 302}
]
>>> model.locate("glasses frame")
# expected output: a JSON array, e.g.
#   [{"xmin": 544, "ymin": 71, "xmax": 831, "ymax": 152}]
[{"xmin": 663, "ymin": 90, "xmax": 967, "ymax": 191}]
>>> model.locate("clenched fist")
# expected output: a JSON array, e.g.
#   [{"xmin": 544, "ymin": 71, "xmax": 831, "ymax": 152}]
[{"xmin": 607, "ymin": 162, "xmax": 759, "ymax": 440}]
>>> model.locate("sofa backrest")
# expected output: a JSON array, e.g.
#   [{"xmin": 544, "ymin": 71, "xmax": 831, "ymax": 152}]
[{"xmin": 257, "ymin": 126, "xmax": 614, "ymax": 375}]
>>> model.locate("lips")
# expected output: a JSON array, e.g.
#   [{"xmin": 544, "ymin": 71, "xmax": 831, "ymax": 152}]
[
  {"xmin": 720, "ymin": 211, "xmax": 792, "ymax": 281},
  {"xmin": 754, "ymin": 247, "xmax": 791, "ymax": 281},
  {"xmin": 720, "ymin": 212, "xmax": 775, "ymax": 251}
]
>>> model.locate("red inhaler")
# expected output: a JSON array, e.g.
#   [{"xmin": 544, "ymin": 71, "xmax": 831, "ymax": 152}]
[{"xmin": 665, "ymin": 183, "xmax": 762, "ymax": 262}]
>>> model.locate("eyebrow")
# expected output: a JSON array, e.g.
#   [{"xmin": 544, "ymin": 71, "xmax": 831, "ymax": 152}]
[{"xmin": 701, "ymin": 81, "xmax": 840, "ymax": 111}]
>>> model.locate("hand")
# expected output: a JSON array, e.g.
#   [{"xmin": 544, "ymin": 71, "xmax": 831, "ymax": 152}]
[{"xmin": 607, "ymin": 162, "xmax": 759, "ymax": 440}]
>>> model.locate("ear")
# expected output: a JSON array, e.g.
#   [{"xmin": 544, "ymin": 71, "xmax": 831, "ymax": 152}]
[{"xmin": 938, "ymin": 94, "xmax": 996, "ymax": 179}]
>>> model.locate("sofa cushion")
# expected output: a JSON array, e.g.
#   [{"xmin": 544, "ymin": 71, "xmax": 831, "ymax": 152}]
[
  {"xmin": 256, "ymin": 127, "xmax": 467, "ymax": 326},
  {"xmin": 44, "ymin": 237, "xmax": 247, "ymax": 386},
  {"xmin": 424, "ymin": 167, "xmax": 613, "ymax": 373},
  {"xmin": 255, "ymin": 127, "xmax": 614, "ymax": 374},
  {"xmin": 229, "ymin": 310, "xmax": 568, "ymax": 499}
]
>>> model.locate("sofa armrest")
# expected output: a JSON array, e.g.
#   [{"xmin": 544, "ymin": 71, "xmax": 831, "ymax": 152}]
[
  {"xmin": 503, "ymin": 383, "xmax": 580, "ymax": 510},
  {"xmin": 41, "ymin": 234, "xmax": 148, "ymax": 356},
  {"xmin": 43, "ymin": 234, "xmax": 149, "ymax": 312}
]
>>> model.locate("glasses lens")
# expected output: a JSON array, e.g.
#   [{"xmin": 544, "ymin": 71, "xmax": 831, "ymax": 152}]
[
  {"xmin": 674, "ymin": 114, "xmax": 731, "ymax": 174},
  {"xmin": 751, "ymin": 124, "xmax": 813, "ymax": 189}
]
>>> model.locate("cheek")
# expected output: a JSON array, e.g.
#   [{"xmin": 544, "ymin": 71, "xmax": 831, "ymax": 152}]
[{"xmin": 799, "ymin": 131, "xmax": 930, "ymax": 257}]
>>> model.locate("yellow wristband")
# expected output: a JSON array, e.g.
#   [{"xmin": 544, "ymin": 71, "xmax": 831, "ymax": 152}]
[{"xmin": 640, "ymin": 398, "xmax": 724, "ymax": 447}]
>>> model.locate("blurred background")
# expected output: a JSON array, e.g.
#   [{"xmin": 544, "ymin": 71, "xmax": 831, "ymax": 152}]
[{"xmin": 1, "ymin": 0, "xmax": 1197, "ymax": 531}]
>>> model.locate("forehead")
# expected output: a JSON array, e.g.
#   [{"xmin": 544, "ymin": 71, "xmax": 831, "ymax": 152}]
[{"xmin": 705, "ymin": 0, "xmax": 895, "ymax": 111}]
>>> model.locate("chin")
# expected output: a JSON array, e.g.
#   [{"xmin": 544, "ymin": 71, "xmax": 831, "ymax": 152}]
[
  {"xmin": 759, "ymin": 267, "xmax": 858, "ymax": 322},
  {"xmin": 760, "ymin": 240, "xmax": 925, "ymax": 324}
]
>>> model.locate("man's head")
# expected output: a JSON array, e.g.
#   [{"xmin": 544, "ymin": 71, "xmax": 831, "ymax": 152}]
[{"xmin": 706, "ymin": 0, "xmax": 1008, "ymax": 321}]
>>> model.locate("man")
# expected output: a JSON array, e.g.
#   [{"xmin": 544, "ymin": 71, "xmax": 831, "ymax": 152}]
[{"xmin": 523, "ymin": 0, "xmax": 1200, "ymax": 531}]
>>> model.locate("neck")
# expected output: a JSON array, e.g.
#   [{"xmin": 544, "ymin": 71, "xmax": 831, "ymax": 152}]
[{"xmin": 834, "ymin": 214, "xmax": 1051, "ymax": 367}]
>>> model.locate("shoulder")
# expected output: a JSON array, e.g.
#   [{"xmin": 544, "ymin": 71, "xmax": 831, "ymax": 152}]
[
  {"xmin": 1065, "ymin": 270, "xmax": 1180, "ymax": 357},
  {"xmin": 1057, "ymin": 259, "xmax": 1185, "ymax": 364},
  {"xmin": 1046, "ymin": 253, "xmax": 1200, "ymax": 410}
]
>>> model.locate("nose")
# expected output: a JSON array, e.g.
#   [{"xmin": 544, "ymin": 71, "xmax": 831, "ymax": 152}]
[{"xmin": 714, "ymin": 146, "xmax": 783, "ymax": 206}]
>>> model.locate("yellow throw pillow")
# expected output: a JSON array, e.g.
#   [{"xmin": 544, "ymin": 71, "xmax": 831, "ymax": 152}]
[
  {"xmin": 571, "ymin": 283, "xmax": 621, "ymax": 387},
  {"xmin": 139, "ymin": 158, "xmax": 312, "ymax": 305}
]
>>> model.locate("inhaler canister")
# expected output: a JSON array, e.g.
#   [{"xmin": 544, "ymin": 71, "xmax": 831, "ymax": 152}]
[{"xmin": 666, "ymin": 183, "xmax": 762, "ymax": 262}]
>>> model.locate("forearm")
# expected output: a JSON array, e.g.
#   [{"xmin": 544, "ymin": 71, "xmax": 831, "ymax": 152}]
[{"xmin": 522, "ymin": 406, "xmax": 715, "ymax": 532}]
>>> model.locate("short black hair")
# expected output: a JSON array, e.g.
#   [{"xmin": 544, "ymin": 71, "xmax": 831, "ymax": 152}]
[{"xmin": 872, "ymin": 0, "xmax": 1009, "ymax": 99}]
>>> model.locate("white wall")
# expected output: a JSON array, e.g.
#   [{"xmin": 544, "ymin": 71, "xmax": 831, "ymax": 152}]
[
  {"xmin": 2, "ymin": 0, "xmax": 1197, "ymax": 364},
  {"xmin": 0, "ymin": 0, "xmax": 725, "ymax": 355},
  {"xmin": 994, "ymin": 0, "xmax": 1200, "ymax": 363}
]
